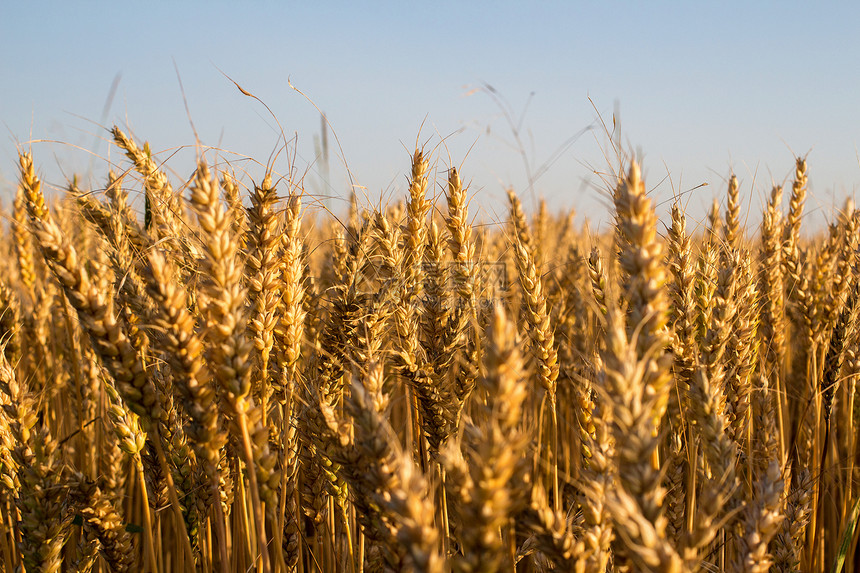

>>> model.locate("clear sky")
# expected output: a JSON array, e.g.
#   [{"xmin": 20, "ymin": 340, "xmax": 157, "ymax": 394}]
[{"xmin": 2, "ymin": 1, "xmax": 859, "ymax": 229}]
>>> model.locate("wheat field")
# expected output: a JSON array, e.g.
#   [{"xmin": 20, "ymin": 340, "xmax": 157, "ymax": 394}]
[{"xmin": 0, "ymin": 128, "xmax": 856, "ymax": 572}]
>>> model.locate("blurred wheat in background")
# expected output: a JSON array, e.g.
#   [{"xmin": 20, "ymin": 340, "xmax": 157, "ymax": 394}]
[{"xmin": 1, "ymin": 127, "xmax": 858, "ymax": 572}]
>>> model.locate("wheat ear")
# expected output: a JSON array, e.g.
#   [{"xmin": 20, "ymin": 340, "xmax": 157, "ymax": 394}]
[{"xmin": 189, "ymin": 158, "xmax": 272, "ymax": 573}]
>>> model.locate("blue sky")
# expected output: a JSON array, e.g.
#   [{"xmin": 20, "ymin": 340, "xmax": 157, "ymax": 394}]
[{"xmin": 2, "ymin": 1, "xmax": 859, "ymax": 228}]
